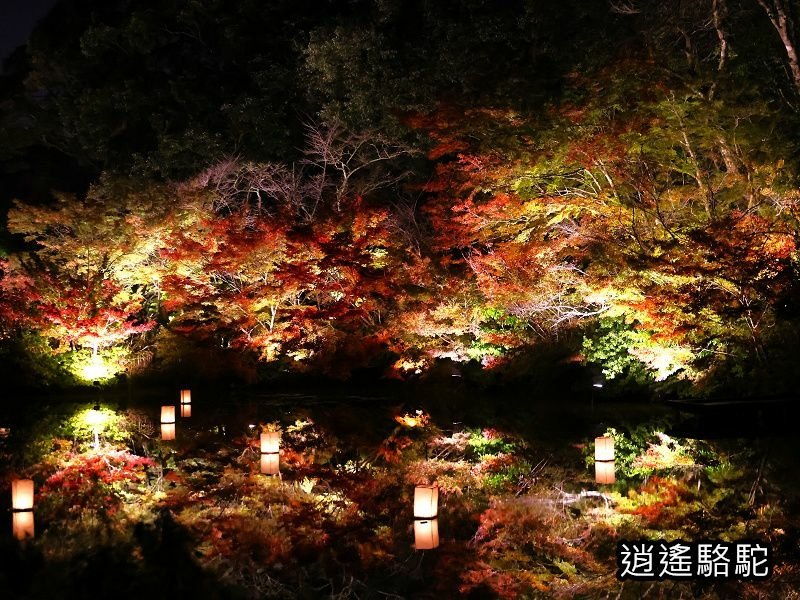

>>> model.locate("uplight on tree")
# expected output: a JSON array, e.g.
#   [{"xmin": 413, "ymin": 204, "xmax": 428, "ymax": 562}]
[{"xmin": 85, "ymin": 404, "xmax": 105, "ymax": 449}]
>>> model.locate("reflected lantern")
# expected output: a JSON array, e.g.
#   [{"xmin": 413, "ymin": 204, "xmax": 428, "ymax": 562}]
[
  {"xmin": 414, "ymin": 519, "xmax": 439, "ymax": 550},
  {"xmin": 414, "ymin": 484, "xmax": 439, "ymax": 519},
  {"xmin": 12, "ymin": 511, "xmax": 34, "ymax": 541},
  {"xmin": 260, "ymin": 453, "xmax": 280, "ymax": 476},
  {"xmin": 594, "ymin": 436, "xmax": 615, "ymax": 462},
  {"xmin": 595, "ymin": 460, "xmax": 616, "ymax": 484},
  {"xmin": 161, "ymin": 423, "xmax": 176, "ymax": 441}
]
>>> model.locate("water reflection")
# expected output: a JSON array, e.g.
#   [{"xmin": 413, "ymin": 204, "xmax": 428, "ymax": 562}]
[
  {"xmin": 414, "ymin": 518, "xmax": 439, "ymax": 550},
  {"xmin": 12, "ymin": 511, "xmax": 34, "ymax": 541},
  {"xmin": 595, "ymin": 460, "xmax": 615, "ymax": 484}
]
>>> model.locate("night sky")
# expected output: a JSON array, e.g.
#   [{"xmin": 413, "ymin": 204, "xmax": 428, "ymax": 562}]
[{"xmin": 0, "ymin": 0, "xmax": 58, "ymax": 64}]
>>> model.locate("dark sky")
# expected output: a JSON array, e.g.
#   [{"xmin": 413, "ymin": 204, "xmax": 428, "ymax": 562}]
[{"xmin": 1, "ymin": 0, "xmax": 59, "ymax": 63}]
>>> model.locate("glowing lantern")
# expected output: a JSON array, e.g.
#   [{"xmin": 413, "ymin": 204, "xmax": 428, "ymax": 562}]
[
  {"xmin": 414, "ymin": 484, "xmax": 439, "ymax": 519},
  {"xmin": 161, "ymin": 406, "xmax": 176, "ymax": 424},
  {"xmin": 12, "ymin": 511, "xmax": 34, "ymax": 541},
  {"xmin": 595, "ymin": 460, "xmax": 616, "ymax": 484},
  {"xmin": 260, "ymin": 452, "xmax": 280, "ymax": 476},
  {"xmin": 414, "ymin": 518, "xmax": 439, "ymax": 550},
  {"xmin": 180, "ymin": 389, "xmax": 191, "ymax": 418},
  {"xmin": 260, "ymin": 431, "xmax": 280, "ymax": 454},
  {"xmin": 85, "ymin": 405, "xmax": 104, "ymax": 430},
  {"xmin": 161, "ymin": 406, "xmax": 176, "ymax": 441},
  {"xmin": 595, "ymin": 436, "xmax": 614, "ymax": 462},
  {"xmin": 11, "ymin": 479, "xmax": 34, "ymax": 541},
  {"xmin": 12, "ymin": 479, "xmax": 34, "ymax": 511}
]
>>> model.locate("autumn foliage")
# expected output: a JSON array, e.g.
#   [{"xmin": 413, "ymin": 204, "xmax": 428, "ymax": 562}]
[{"xmin": 2, "ymin": 68, "xmax": 800, "ymax": 390}]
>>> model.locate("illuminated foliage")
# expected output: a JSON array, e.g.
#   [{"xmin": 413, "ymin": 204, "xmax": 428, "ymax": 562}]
[
  {"xmin": 40, "ymin": 449, "xmax": 155, "ymax": 518},
  {"xmin": 4, "ymin": 3, "xmax": 800, "ymax": 390}
]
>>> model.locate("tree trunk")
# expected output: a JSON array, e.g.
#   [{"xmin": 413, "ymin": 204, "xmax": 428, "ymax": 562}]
[
  {"xmin": 757, "ymin": 0, "xmax": 800, "ymax": 94},
  {"xmin": 709, "ymin": 0, "xmax": 730, "ymax": 99}
]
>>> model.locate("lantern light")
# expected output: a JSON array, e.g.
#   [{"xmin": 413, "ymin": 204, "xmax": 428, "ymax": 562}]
[
  {"xmin": 11, "ymin": 479, "xmax": 34, "ymax": 541},
  {"xmin": 161, "ymin": 423, "xmax": 176, "ymax": 441},
  {"xmin": 414, "ymin": 518, "xmax": 439, "ymax": 550},
  {"xmin": 180, "ymin": 390, "xmax": 191, "ymax": 418},
  {"xmin": 260, "ymin": 452, "xmax": 280, "ymax": 476},
  {"xmin": 161, "ymin": 406, "xmax": 176, "ymax": 424},
  {"xmin": 12, "ymin": 511, "xmax": 34, "ymax": 541},
  {"xmin": 161, "ymin": 405, "xmax": 176, "ymax": 441},
  {"xmin": 11, "ymin": 479, "xmax": 34, "ymax": 511},
  {"xmin": 414, "ymin": 484, "xmax": 439, "ymax": 519},
  {"xmin": 595, "ymin": 460, "xmax": 616, "ymax": 484},
  {"xmin": 260, "ymin": 431, "xmax": 280, "ymax": 454},
  {"xmin": 595, "ymin": 436, "xmax": 615, "ymax": 462}
]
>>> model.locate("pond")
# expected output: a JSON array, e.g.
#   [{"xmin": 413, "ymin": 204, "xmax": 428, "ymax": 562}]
[{"xmin": 0, "ymin": 387, "xmax": 798, "ymax": 599}]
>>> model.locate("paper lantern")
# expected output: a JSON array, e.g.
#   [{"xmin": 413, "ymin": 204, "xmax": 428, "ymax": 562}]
[
  {"xmin": 595, "ymin": 460, "xmax": 615, "ymax": 484},
  {"xmin": 11, "ymin": 479, "xmax": 34, "ymax": 511},
  {"xmin": 161, "ymin": 406, "xmax": 176, "ymax": 424},
  {"xmin": 161, "ymin": 423, "xmax": 176, "ymax": 441},
  {"xmin": 414, "ymin": 484, "xmax": 439, "ymax": 519},
  {"xmin": 12, "ymin": 511, "xmax": 34, "ymax": 541},
  {"xmin": 414, "ymin": 518, "xmax": 439, "ymax": 550},
  {"xmin": 595, "ymin": 436, "xmax": 614, "ymax": 462},
  {"xmin": 260, "ymin": 431, "xmax": 280, "ymax": 454},
  {"xmin": 180, "ymin": 404, "xmax": 192, "ymax": 418},
  {"xmin": 260, "ymin": 453, "xmax": 280, "ymax": 476},
  {"xmin": 180, "ymin": 389, "xmax": 191, "ymax": 404}
]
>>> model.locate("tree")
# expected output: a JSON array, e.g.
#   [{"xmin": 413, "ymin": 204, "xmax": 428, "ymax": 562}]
[
  {"xmin": 6, "ymin": 180, "xmax": 167, "ymax": 377},
  {"xmin": 756, "ymin": 0, "xmax": 800, "ymax": 93}
]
